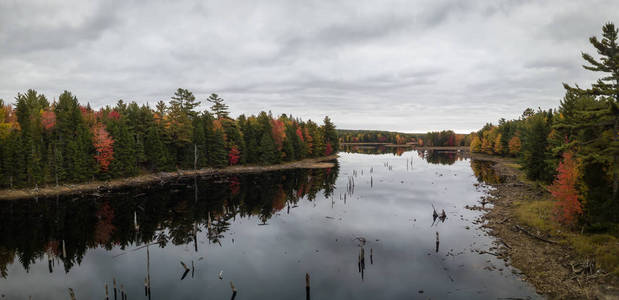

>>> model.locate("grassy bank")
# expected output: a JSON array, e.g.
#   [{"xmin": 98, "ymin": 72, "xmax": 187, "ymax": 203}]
[{"xmin": 0, "ymin": 155, "xmax": 338, "ymax": 201}]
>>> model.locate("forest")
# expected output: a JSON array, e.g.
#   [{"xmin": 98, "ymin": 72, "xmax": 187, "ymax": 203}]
[
  {"xmin": 0, "ymin": 89, "xmax": 339, "ymax": 189},
  {"xmin": 337, "ymin": 129, "xmax": 419, "ymax": 145},
  {"xmin": 470, "ymin": 23, "xmax": 618, "ymax": 230},
  {"xmin": 337, "ymin": 129, "xmax": 470, "ymax": 147}
]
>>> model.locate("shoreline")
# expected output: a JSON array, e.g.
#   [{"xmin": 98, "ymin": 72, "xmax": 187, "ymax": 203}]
[
  {"xmin": 470, "ymin": 153, "xmax": 618, "ymax": 299},
  {"xmin": 0, "ymin": 155, "xmax": 338, "ymax": 201}
]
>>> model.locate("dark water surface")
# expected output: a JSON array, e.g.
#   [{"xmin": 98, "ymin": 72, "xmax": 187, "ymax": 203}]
[{"xmin": 0, "ymin": 149, "xmax": 539, "ymax": 299}]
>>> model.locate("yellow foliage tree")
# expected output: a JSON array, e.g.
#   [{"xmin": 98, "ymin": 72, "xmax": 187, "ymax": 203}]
[
  {"xmin": 470, "ymin": 136, "xmax": 481, "ymax": 152},
  {"xmin": 494, "ymin": 134, "xmax": 503, "ymax": 154}
]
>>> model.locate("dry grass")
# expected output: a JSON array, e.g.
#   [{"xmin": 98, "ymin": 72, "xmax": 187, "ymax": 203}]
[{"xmin": 513, "ymin": 190, "xmax": 619, "ymax": 275}]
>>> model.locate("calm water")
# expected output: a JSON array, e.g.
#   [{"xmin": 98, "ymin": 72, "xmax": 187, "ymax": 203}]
[{"xmin": 0, "ymin": 149, "xmax": 539, "ymax": 299}]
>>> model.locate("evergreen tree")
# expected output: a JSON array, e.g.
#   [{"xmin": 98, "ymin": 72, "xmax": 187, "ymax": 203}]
[
  {"xmin": 207, "ymin": 93, "xmax": 229, "ymax": 119},
  {"xmin": 258, "ymin": 130, "xmax": 277, "ymax": 165},
  {"xmin": 322, "ymin": 116, "xmax": 338, "ymax": 152},
  {"xmin": 564, "ymin": 22, "xmax": 619, "ymax": 212},
  {"xmin": 520, "ymin": 111, "xmax": 555, "ymax": 182},
  {"xmin": 170, "ymin": 88, "xmax": 200, "ymax": 118}
]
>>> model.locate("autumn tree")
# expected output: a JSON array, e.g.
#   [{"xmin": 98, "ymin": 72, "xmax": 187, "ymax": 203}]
[
  {"xmin": 92, "ymin": 123, "xmax": 114, "ymax": 172},
  {"xmin": 549, "ymin": 151, "xmax": 582, "ymax": 225},
  {"xmin": 508, "ymin": 136, "xmax": 521, "ymax": 156},
  {"xmin": 470, "ymin": 135, "xmax": 481, "ymax": 152}
]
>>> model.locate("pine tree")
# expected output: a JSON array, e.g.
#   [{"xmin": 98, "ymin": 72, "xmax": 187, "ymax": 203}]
[
  {"xmin": 258, "ymin": 130, "xmax": 277, "ymax": 165},
  {"xmin": 323, "ymin": 116, "xmax": 340, "ymax": 152},
  {"xmin": 207, "ymin": 94, "xmax": 229, "ymax": 119},
  {"xmin": 561, "ymin": 23, "xmax": 619, "ymax": 223},
  {"xmin": 170, "ymin": 88, "xmax": 200, "ymax": 118},
  {"xmin": 210, "ymin": 126, "xmax": 228, "ymax": 168}
]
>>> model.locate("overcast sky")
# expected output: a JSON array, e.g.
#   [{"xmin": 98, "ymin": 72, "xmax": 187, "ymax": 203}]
[{"xmin": 1, "ymin": 0, "xmax": 617, "ymax": 132}]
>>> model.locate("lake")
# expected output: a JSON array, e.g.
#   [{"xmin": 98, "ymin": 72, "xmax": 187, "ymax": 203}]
[{"xmin": 0, "ymin": 148, "xmax": 540, "ymax": 299}]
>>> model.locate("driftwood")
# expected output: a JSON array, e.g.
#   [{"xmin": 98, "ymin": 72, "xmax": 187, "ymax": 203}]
[
  {"xmin": 68, "ymin": 288, "xmax": 76, "ymax": 300},
  {"xmin": 230, "ymin": 282, "xmax": 237, "ymax": 300},
  {"xmin": 514, "ymin": 225, "xmax": 558, "ymax": 244}
]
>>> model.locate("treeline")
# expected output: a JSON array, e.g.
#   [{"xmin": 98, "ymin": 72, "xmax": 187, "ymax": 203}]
[
  {"xmin": 424, "ymin": 130, "xmax": 470, "ymax": 147},
  {"xmin": 0, "ymin": 89, "xmax": 339, "ymax": 189},
  {"xmin": 470, "ymin": 23, "xmax": 618, "ymax": 229},
  {"xmin": 337, "ymin": 129, "xmax": 471, "ymax": 147},
  {"xmin": 337, "ymin": 129, "xmax": 419, "ymax": 145}
]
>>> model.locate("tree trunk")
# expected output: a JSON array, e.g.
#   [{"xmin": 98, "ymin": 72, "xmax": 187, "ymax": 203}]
[{"xmin": 194, "ymin": 143, "xmax": 197, "ymax": 170}]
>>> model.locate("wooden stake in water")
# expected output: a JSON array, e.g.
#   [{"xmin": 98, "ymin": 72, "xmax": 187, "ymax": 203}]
[
  {"xmin": 68, "ymin": 288, "xmax": 76, "ymax": 300},
  {"xmin": 305, "ymin": 273, "xmax": 310, "ymax": 300},
  {"xmin": 113, "ymin": 278, "xmax": 117, "ymax": 300},
  {"xmin": 105, "ymin": 283, "xmax": 109, "ymax": 300}
]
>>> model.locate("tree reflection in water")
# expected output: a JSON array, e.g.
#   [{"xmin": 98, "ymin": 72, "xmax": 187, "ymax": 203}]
[
  {"xmin": 0, "ymin": 165, "xmax": 338, "ymax": 277},
  {"xmin": 470, "ymin": 160, "xmax": 504, "ymax": 184}
]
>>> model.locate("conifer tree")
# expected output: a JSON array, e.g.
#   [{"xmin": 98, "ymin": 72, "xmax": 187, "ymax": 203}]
[{"xmin": 207, "ymin": 93, "xmax": 229, "ymax": 119}]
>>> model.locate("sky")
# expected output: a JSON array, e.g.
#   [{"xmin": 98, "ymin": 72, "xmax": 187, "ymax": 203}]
[{"xmin": 1, "ymin": 0, "xmax": 617, "ymax": 133}]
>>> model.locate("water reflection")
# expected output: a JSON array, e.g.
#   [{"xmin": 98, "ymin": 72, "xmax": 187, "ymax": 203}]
[
  {"xmin": 0, "ymin": 167, "xmax": 338, "ymax": 276},
  {"xmin": 0, "ymin": 151, "xmax": 539, "ymax": 299},
  {"xmin": 470, "ymin": 160, "xmax": 504, "ymax": 184},
  {"xmin": 416, "ymin": 150, "xmax": 469, "ymax": 165},
  {"xmin": 341, "ymin": 144, "xmax": 412, "ymax": 156}
]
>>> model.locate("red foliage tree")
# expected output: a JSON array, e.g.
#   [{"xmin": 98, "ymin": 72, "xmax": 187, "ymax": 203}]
[
  {"xmin": 93, "ymin": 123, "xmax": 115, "ymax": 172},
  {"xmin": 325, "ymin": 142, "xmax": 333, "ymax": 156},
  {"xmin": 447, "ymin": 134, "xmax": 456, "ymax": 146},
  {"xmin": 107, "ymin": 110, "xmax": 120, "ymax": 120},
  {"xmin": 228, "ymin": 146, "xmax": 241, "ymax": 165},
  {"xmin": 41, "ymin": 110, "xmax": 56, "ymax": 130},
  {"xmin": 548, "ymin": 151, "xmax": 582, "ymax": 225}
]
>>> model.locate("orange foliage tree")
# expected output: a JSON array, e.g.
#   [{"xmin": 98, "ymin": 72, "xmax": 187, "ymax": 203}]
[
  {"xmin": 548, "ymin": 151, "xmax": 582, "ymax": 225},
  {"xmin": 92, "ymin": 123, "xmax": 115, "ymax": 172},
  {"xmin": 270, "ymin": 119, "xmax": 285, "ymax": 151},
  {"xmin": 508, "ymin": 136, "xmax": 521, "ymax": 156}
]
